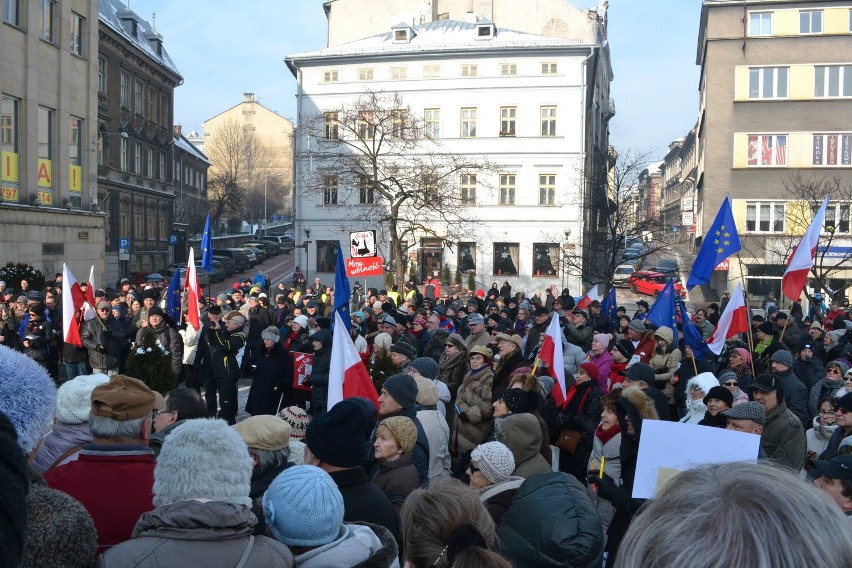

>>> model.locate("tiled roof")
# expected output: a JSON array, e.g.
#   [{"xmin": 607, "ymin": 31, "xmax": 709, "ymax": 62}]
[{"xmin": 99, "ymin": 0, "xmax": 182, "ymax": 80}]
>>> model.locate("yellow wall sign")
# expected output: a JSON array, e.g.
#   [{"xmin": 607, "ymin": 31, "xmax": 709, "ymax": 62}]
[
  {"xmin": 69, "ymin": 165, "xmax": 82, "ymax": 191},
  {"xmin": 37, "ymin": 158, "xmax": 52, "ymax": 188},
  {"xmin": 1, "ymin": 186, "xmax": 19, "ymax": 202},
  {"xmin": 37, "ymin": 191, "xmax": 53, "ymax": 205},
  {"xmin": 2, "ymin": 151, "xmax": 18, "ymax": 182}
]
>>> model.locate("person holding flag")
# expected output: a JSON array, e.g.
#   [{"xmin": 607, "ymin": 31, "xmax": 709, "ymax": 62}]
[{"xmin": 687, "ymin": 195, "xmax": 741, "ymax": 290}]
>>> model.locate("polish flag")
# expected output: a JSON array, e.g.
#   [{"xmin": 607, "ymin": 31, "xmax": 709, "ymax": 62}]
[
  {"xmin": 328, "ymin": 311, "xmax": 379, "ymax": 410},
  {"xmin": 185, "ymin": 248, "xmax": 201, "ymax": 330},
  {"xmin": 782, "ymin": 197, "xmax": 828, "ymax": 302},
  {"xmin": 575, "ymin": 284, "xmax": 599, "ymax": 310},
  {"xmin": 538, "ymin": 313, "xmax": 567, "ymax": 406},
  {"xmin": 82, "ymin": 265, "xmax": 97, "ymax": 321},
  {"xmin": 707, "ymin": 282, "xmax": 749, "ymax": 354},
  {"xmin": 61, "ymin": 264, "xmax": 86, "ymax": 347}
]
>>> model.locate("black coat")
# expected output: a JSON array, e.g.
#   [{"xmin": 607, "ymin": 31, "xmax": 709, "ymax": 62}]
[
  {"xmin": 556, "ymin": 381, "xmax": 603, "ymax": 482},
  {"xmin": 308, "ymin": 341, "xmax": 331, "ymax": 416},
  {"xmin": 492, "ymin": 350, "xmax": 527, "ymax": 403},
  {"xmin": 328, "ymin": 467, "xmax": 400, "ymax": 546},
  {"xmin": 81, "ymin": 315, "xmax": 127, "ymax": 370},
  {"xmin": 245, "ymin": 343, "xmax": 293, "ymax": 416}
]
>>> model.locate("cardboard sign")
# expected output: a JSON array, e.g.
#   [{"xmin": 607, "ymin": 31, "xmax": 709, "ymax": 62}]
[
  {"xmin": 350, "ymin": 230, "xmax": 377, "ymax": 258},
  {"xmin": 293, "ymin": 352, "xmax": 313, "ymax": 391},
  {"xmin": 345, "ymin": 255, "xmax": 384, "ymax": 277}
]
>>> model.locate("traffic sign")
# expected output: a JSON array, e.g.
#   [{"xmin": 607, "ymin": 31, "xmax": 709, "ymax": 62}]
[
  {"xmin": 168, "ymin": 234, "xmax": 178, "ymax": 244},
  {"xmin": 118, "ymin": 237, "xmax": 130, "ymax": 253}
]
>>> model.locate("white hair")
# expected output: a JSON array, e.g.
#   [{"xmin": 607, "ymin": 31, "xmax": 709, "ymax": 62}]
[{"xmin": 88, "ymin": 414, "xmax": 147, "ymax": 440}]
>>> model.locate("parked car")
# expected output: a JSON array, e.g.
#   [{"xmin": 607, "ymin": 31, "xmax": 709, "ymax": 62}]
[
  {"xmin": 243, "ymin": 241, "xmax": 277, "ymax": 257},
  {"xmin": 239, "ymin": 246, "xmax": 266, "ymax": 262},
  {"xmin": 212, "ymin": 248, "xmax": 251, "ymax": 272},
  {"xmin": 654, "ymin": 258, "xmax": 679, "ymax": 277},
  {"xmin": 211, "ymin": 255, "xmax": 235, "ymax": 277},
  {"xmin": 232, "ymin": 247, "xmax": 258, "ymax": 266},
  {"xmin": 613, "ymin": 264, "xmax": 636, "ymax": 287},
  {"xmin": 120, "ymin": 271, "xmax": 153, "ymax": 288},
  {"xmin": 258, "ymin": 235, "xmax": 294, "ymax": 253},
  {"xmin": 628, "ymin": 270, "xmax": 687, "ymax": 298}
]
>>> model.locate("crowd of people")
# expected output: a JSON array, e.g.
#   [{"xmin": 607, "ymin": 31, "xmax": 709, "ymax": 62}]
[{"xmin": 1, "ymin": 271, "xmax": 851, "ymax": 567}]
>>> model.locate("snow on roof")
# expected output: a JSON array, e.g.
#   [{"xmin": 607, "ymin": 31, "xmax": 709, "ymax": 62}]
[
  {"xmin": 99, "ymin": 0, "xmax": 182, "ymax": 80},
  {"xmin": 174, "ymin": 134, "xmax": 210, "ymax": 164}
]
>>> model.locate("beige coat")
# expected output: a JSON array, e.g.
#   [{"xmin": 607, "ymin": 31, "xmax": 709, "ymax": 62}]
[
  {"xmin": 648, "ymin": 329, "xmax": 682, "ymax": 404},
  {"xmin": 452, "ymin": 367, "xmax": 494, "ymax": 455}
]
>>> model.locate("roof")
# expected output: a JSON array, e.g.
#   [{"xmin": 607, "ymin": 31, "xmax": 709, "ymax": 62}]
[
  {"xmin": 174, "ymin": 133, "xmax": 210, "ymax": 164},
  {"xmin": 99, "ymin": 0, "xmax": 182, "ymax": 81},
  {"xmin": 286, "ymin": 19, "xmax": 591, "ymax": 70}
]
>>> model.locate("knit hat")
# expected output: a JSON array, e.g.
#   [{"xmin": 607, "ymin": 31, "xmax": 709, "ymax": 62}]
[
  {"xmin": 538, "ymin": 376, "xmax": 556, "ymax": 398},
  {"xmin": 232, "ymin": 415, "xmax": 290, "ymax": 451},
  {"xmin": 54, "ymin": 374, "xmax": 110, "ymax": 425},
  {"xmin": 263, "ymin": 465, "xmax": 344, "ymax": 547},
  {"xmin": 703, "ymin": 385, "xmax": 734, "ymax": 408},
  {"xmin": 628, "ymin": 319, "xmax": 646, "ymax": 333},
  {"xmin": 381, "ymin": 374, "xmax": 418, "ymax": 410},
  {"xmin": 304, "ymin": 399, "xmax": 371, "ymax": 467},
  {"xmin": 593, "ymin": 334, "xmax": 611, "ymax": 350},
  {"xmin": 717, "ymin": 369, "xmax": 739, "ymax": 385},
  {"xmin": 147, "ymin": 306, "xmax": 164, "ymax": 318},
  {"xmin": 827, "ymin": 359, "xmax": 851, "ymax": 376},
  {"xmin": 500, "ymin": 388, "xmax": 540, "ymax": 414},
  {"xmin": 380, "ymin": 315, "xmax": 397, "ymax": 327},
  {"xmin": 374, "ymin": 332, "xmax": 393, "ymax": 350},
  {"xmin": 732, "ymin": 347, "xmax": 752, "ymax": 364},
  {"xmin": 389, "ymin": 341, "xmax": 416, "ymax": 361},
  {"xmin": 467, "ymin": 313, "xmax": 485, "ymax": 325},
  {"xmin": 0, "ymin": 411, "xmax": 28, "ymax": 567},
  {"xmin": 757, "ymin": 321, "xmax": 777, "ymax": 335},
  {"xmin": 0, "ymin": 345, "xmax": 57, "ymax": 454},
  {"xmin": 624, "ymin": 363, "xmax": 654, "ymax": 384},
  {"xmin": 293, "ymin": 315, "xmax": 309, "ymax": 330},
  {"xmin": 410, "ymin": 357, "xmax": 439, "ymax": 380},
  {"xmin": 445, "ymin": 333, "xmax": 466, "ymax": 351},
  {"xmin": 770, "ymin": 349, "xmax": 794, "ymax": 369},
  {"xmin": 836, "ymin": 392, "xmax": 852, "ymax": 412},
  {"xmin": 378, "ymin": 416, "xmax": 417, "ymax": 454},
  {"xmin": 216, "ymin": 293, "xmax": 228, "ymax": 302},
  {"xmin": 23, "ymin": 483, "xmax": 98, "ymax": 567},
  {"xmin": 579, "ymin": 362, "xmax": 600, "ymax": 380},
  {"xmin": 153, "ymin": 418, "xmax": 253, "ymax": 508},
  {"xmin": 278, "ymin": 406, "xmax": 310, "ymax": 440},
  {"xmin": 721, "ymin": 401, "xmax": 766, "ymax": 426},
  {"xmin": 613, "ymin": 338, "xmax": 635, "ymax": 359},
  {"xmin": 414, "ymin": 376, "xmax": 440, "ymax": 406},
  {"xmin": 470, "ymin": 441, "xmax": 516, "ymax": 484},
  {"xmin": 311, "ymin": 328, "xmax": 332, "ymax": 348},
  {"xmin": 260, "ymin": 326, "xmax": 280, "ymax": 342}
]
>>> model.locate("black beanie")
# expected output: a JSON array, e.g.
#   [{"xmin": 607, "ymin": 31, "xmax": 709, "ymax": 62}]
[
  {"xmin": 305, "ymin": 399, "xmax": 370, "ymax": 467},
  {"xmin": 381, "ymin": 374, "xmax": 418, "ymax": 410},
  {"xmin": 703, "ymin": 385, "xmax": 734, "ymax": 408},
  {"xmin": 500, "ymin": 388, "xmax": 541, "ymax": 414},
  {"xmin": 614, "ymin": 338, "xmax": 636, "ymax": 359},
  {"xmin": 0, "ymin": 411, "xmax": 28, "ymax": 567}
]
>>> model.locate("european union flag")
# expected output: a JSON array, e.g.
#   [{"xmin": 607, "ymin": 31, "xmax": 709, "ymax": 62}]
[
  {"xmin": 687, "ymin": 195, "xmax": 741, "ymax": 289},
  {"xmin": 678, "ymin": 297, "xmax": 709, "ymax": 360},
  {"xmin": 646, "ymin": 279, "xmax": 677, "ymax": 329},
  {"xmin": 165, "ymin": 268, "xmax": 182, "ymax": 323},
  {"xmin": 200, "ymin": 214, "xmax": 213, "ymax": 272},
  {"xmin": 333, "ymin": 241, "xmax": 351, "ymax": 330},
  {"xmin": 600, "ymin": 287, "xmax": 618, "ymax": 322}
]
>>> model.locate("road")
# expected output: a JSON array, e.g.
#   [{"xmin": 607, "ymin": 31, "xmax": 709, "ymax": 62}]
[{"xmin": 205, "ymin": 251, "xmax": 296, "ymax": 298}]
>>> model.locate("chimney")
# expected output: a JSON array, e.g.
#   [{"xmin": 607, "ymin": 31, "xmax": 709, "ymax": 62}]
[
  {"xmin": 173, "ymin": 124, "xmax": 182, "ymax": 137},
  {"xmin": 244, "ymin": 93, "xmax": 255, "ymax": 103}
]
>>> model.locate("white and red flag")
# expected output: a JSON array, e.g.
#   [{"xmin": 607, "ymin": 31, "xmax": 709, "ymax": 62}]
[
  {"xmin": 782, "ymin": 197, "xmax": 828, "ymax": 302},
  {"xmin": 81, "ymin": 265, "xmax": 96, "ymax": 321},
  {"xmin": 185, "ymin": 248, "xmax": 201, "ymax": 330},
  {"xmin": 575, "ymin": 284, "xmax": 599, "ymax": 311},
  {"xmin": 538, "ymin": 313, "xmax": 567, "ymax": 406},
  {"xmin": 328, "ymin": 311, "xmax": 379, "ymax": 410},
  {"xmin": 61, "ymin": 264, "xmax": 87, "ymax": 347},
  {"xmin": 707, "ymin": 282, "xmax": 749, "ymax": 355}
]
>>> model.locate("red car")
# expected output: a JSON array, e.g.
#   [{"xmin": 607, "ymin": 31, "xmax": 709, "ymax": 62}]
[{"xmin": 629, "ymin": 271, "xmax": 687, "ymax": 298}]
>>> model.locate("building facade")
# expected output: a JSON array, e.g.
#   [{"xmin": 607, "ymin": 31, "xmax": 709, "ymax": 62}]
[
  {"xmin": 697, "ymin": 0, "xmax": 852, "ymax": 301},
  {"xmin": 287, "ymin": 11, "xmax": 612, "ymax": 293},
  {"xmin": 173, "ymin": 124, "xmax": 210, "ymax": 262},
  {"xmin": 1, "ymin": 0, "xmax": 106, "ymax": 278},
  {"xmin": 659, "ymin": 127, "xmax": 698, "ymax": 247}
]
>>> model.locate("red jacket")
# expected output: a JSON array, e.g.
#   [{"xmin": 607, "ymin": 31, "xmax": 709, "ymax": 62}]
[
  {"xmin": 634, "ymin": 334, "xmax": 657, "ymax": 365},
  {"xmin": 44, "ymin": 444, "xmax": 155, "ymax": 552},
  {"xmin": 609, "ymin": 361, "xmax": 629, "ymax": 391}
]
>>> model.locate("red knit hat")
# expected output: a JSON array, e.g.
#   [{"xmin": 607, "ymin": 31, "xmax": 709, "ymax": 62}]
[{"xmin": 579, "ymin": 362, "xmax": 600, "ymax": 380}]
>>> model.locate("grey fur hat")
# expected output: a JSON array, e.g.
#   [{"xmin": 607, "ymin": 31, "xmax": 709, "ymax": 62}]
[
  {"xmin": 153, "ymin": 418, "xmax": 253, "ymax": 508},
  {"xmin": 0, "ymin": 345, "xmax": 57, "ymax": 454}
]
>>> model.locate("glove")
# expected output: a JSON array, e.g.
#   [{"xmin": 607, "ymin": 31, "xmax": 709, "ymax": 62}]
[{"xmin": 589, "ymin": 471, "xmax": 618, "ymax": 500}]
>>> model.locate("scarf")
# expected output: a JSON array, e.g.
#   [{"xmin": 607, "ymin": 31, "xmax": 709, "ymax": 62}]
[
  {"xmin": 753, "ymin": 337, "xmax": 772, "ymax": 356},
  {"xmin": 730, "ymin": 362, "xmax": 752, "ymax": 379},
  {"xmin": 595, "ymin": 421, "xmax": 621, "ymax": 445}
]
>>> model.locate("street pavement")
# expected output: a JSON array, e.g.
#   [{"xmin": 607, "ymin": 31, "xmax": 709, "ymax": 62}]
[{"xmin": 206, "ymin": 250, "xmax": 295, "ymax": 298}]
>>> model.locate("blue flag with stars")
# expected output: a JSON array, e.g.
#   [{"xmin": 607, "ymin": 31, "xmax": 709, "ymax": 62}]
[
  {"xmin": 687, "ymin": 195, "xmax": 741, "ymax": 289},
  {"xmin": 678, "ymin": 297, "xmax": 709, "ymax": 360},
  {"xmin": 165, "ymin": 268, "xmax": 182, "ymax": 323},
  {"xmin": 333, "ymin": 241, "xmax": 351, "ymax": 330},
  {"xmin": 200, "ymin": 214, "xmax": 213, "ymax": 272},
  {"xmin": 646, "ymin": 278, "xmax": 677, "ymax": 329},
  {"xmin": 600, "ymin": 287, "xmax": 618, "ymax": 323}
]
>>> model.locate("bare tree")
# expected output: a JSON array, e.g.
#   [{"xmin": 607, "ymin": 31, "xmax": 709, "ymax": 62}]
[{"xmin": 299, "ymin": 90, "xmax": 495, "ymax": 285}]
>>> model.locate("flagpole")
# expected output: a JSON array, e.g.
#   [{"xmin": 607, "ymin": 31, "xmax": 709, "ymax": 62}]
[{"xmin": 734, "ymin": 254, "xmax": 758, "ymax": 378}]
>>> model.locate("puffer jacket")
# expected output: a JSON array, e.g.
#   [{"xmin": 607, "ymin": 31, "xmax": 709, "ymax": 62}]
[
  {"xmin": 679, "ymin": 373, "xmax": 719, "ymax": 424},
  {"xmin": 96, "ymin": 500, "xmax": 294, "ymax": 567},
  {"xmin": 453, "ymin": 366, "xmax": 494, "ymax": 455},
  {"xmin": 478, "ymin": 477, "xmax": 525, "ymax": 527},
  {"xmin": 135, "ymin": 321, "xmax": 183, "ymax": 376},
  {"xmin": 296, "ymin": 522, "xmax": 399, "ymax": 568},
  {"xmin": 495, "ymin": 413, "xmax": 551, "ymax": 478},
  {"xmin": 499, "ymin": 472, "xmax": 604, "ymax": 568},
  {"xmin": 806, "ymin": 416, "xmax": 838, "ymax": 460},
  {"xmin": 81, "ymin": 315, "xmax": 127, "ymax": 370},
  {"xmin": 30, "ymin": 422, "xmax": 93, "ymax": 474},
  {"xmin": 416, "ymin": 408, "xmax": 451, "ymax": 479}
]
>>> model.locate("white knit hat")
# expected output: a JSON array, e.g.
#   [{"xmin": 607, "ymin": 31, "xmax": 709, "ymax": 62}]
[
  {"xmin": 471, "ymin": 441, "xmax": 516, "ymax": 484},
  {"xmin": 55, "ymin": 374, "xmax": 110, "ymax": 425},
  {"xmin": 293, "ymin": 315, "xmax": 309, "ymax": 330}
]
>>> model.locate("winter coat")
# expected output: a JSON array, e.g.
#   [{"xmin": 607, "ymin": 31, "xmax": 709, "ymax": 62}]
[
  {"xmin": 370, "ymin": 409, "xmax": 430, "ymax": 485},
  {"xmin": 246, "ymin": 343, "xmax": 293, "ymax": 416},
  {"xmin": 732, "ymin": 388, "xmax": 750, "ymax": 406},
  {"xmin": 819, "ymin": 425, "xmax": 852, "ymax": 461},
  {"xmin": 499, "ymin": 472, "xmax": 604, "ymax": 568},
  {"xmin": 307, "ymin": 331, "xmax": 332, "ymax": 416},
  {"xmin": 495, "ymin": 413, "xmax": 552, "ymax": 479},
  {"xmin": 30, "ymin": 422, "xmax": 92, "ymax": 474},
  {"xmin": 806, "ymin": 417, "xmax": 838, "ymax": 460},
  {"xmin": 295, "ymin": 523, "xmax": 399, "ymax": 568},
  {"xmin": 21, "ymin": 315, "xmax": 52, "ymax": 362},
  {"xmin": 563, "ymin": 340, "xmax": 586, "ymax": 376},
  {"xmin": 372, "ymin": 453, "xmax": 420, "ymax": 516},
  {"xmin": 135, "ymin": 321, "xmax": 183, "ymax": 376},
  {"xmin": 774, "ymin": 367, "xmax": 810, "ymax": 430},
  {"xmin": 438, "ymin": 350, "xmax": 468, "ymax": 400},
  {"xmin": 453, "ymin": 366, "xmax": 495, "ymax": 454},
  {"xmin": 762, "ymin": 401, "xmax": 807, "ymax": 471},
  {"xmin": 780, "ymin": 323, "xmax": 804, "ymax": 353},
  {"xmin": 587, "ymin": 350, "xmax": 613, "ymax": 392},
  {"xmin": 524, "ymin": 321, "xmax": 549, "ymax": 360},
  {"xmin": 422, "ymin": 329, "xmax": 449, "ymax": 363},
  {"xmin": 328, "ymin": 467, "xmax": 400, "ymax": 546},
  {"xmin": 679, "ymin": 373, "xmax": 719, "ymax": 424},
  {"xmin": 556, "ymin": 380, "xmax": 603, "ymax": 481},
  {"xmin": 96, "ymin": 500, "xmax": 294, "ymax": 568},
  {"xmin": 179, "ymin": 325, "xmax": 200, "ymax": 365},
  {"xmin": 796, "ymin": 357, "xmax": 827, "ymax": 391},
  {"xmin": 464, "ymin": 329, "xmax": 490, "ymax": 351},
  {"xmin": 81, "ymin": 316, "xmax": 127, "ymax": 370},
  {"xmin": 633, "ymin": 333, "xmax": 657, "ymax": 365},
  {"xmin": 492, "ymin": 349, "xmax": 527, "ymax": 402},
  {"xmin": 148, "ymin": 419, "xmax": 189, "ymax": 457},
  {"xmin": 206, "ymin": 327, "xmax": 246, "ymax": 380},
  {"xmin": 586, "ymin": 425, "xmax": 622, "ymax": 534},
  {"xmin": 478, "ymin": 477, "xmax": 525, "ymax": 528},
  {"xmin": 809, "ymin": 376, "xmax": 847, "ymax": 419},
  {"xmin": 246, "ymin": 305, "xmax": 273, "ymax": 348},
  {"xmin": 416, "ymin": 408, "xmax": 452, "ymax": 479},
  {"xmin": 565, "ymin": 324, "xmax": 594, "ymax": 352},
  {"xmin": 648, "ymin": 339, "xmax": 682, "ymax": 404}
]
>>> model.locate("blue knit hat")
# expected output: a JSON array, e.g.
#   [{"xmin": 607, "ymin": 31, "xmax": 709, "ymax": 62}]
[
  {"xmin": 0, "ymin": 345, "xmax": 57, "ymax": 454},
  {"xmin": 263, "ymin": 465, "xmax": 344, "ymax": 547},
  {"xmin": 410, "ymin": 357, "xmax": 439, "ymax": 380},
  {"xmin": 381, "ymin": 374, "xmax": 418, "ymax": 410}
]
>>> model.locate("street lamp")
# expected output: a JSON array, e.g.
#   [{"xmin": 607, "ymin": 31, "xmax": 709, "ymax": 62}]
[{"xmin": 263, "ymin": 173, "xmax": 282, "ymax": 236}]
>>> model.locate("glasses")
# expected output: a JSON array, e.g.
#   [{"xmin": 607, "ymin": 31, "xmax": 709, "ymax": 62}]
[
  {"xmin": 835, "ymin": 407, "xmax": 850, "ymax": 415},
  {"xmin": 723, "ymin": 381, "xmax": 738, "ymax": 387},
  {"xmin": 827, "ymin": 368, "xmax": 842, "ymax": 374},
  {"xmin": 729, "ymin": 353, "xmax": 742, "ymax": 359},
  {"xmin": 444, "ymin": 344, "xmax": 456, "ymax": 349},
  {"xmin": 819, "ymin": 410, "xmax": 836, "ymax": 416},
  {"xmin": 468, "ymin": 464, "xmax": 480, "ymax": 473}
]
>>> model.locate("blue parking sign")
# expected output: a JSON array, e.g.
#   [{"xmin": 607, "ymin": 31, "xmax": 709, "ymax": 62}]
[
  {"xmin": 169, "ymin": 234, "xmax": 178, "ymax": 244},
  {"xmin": 118, "ymin": 237, "xmax": 130, "ymax": 251}
]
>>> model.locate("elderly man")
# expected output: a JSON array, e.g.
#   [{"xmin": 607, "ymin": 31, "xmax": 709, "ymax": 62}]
[
  {"xmin": 626, "ymin": 319, "xmax": 656, "ymax": 364},
  {"xmin": 81, "ymin": 300, "xmax": 127, "ymax": 375},
  {"xmin": 205, "ymin": 311, "xmax": 247, "ymax": 424},
  {"xmin": 749, "ymin": 373, "xmax": 807, "ymax": 471},
  {"xmin": 149, "ymin": 387, "xmax": 207, "ymax": 456},
  {"xmin": 722, "ymin": 401, "xmax": 766, "ymax": 436},
  {"xmin": 421, "ymin": 313, "xmax": 450, "ymax": 363},
  {"xmin": 768, "ymin": 350, "xmax": 810, "ymax": 429},
  {"xmin": 44, "ymin": 375, "xmax": 164, "ymax": 551},
  {"xmin": 464, "ymin": 312, "xmax": 490, "ymax": 350}
]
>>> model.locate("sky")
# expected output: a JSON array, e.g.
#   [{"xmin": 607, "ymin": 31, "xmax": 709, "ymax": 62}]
[{"xmin": 138, "ymin": 0, "xmax": 703, "ymax": 161}]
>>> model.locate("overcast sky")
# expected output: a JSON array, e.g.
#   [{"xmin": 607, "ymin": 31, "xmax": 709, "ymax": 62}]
[{"xmin": 139, "ymin": 0, "xmax": 701, "ymax": 161}]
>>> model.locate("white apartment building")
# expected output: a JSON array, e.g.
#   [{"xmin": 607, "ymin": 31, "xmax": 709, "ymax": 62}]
[{"xmin": 286, "ymin": 16, "xmax": 611, "ymax": 294}]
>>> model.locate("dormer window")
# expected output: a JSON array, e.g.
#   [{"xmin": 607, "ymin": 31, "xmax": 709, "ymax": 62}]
[
  {"xmin": 395, "ymin": 29, "xmax": 408, "ymax": 41},
  {"xmin": 392, "ymin": 23, "xmax": 415, "ymax": 43},
  {"xmin": 475, "ymin": 19, "xmax": 496, "ymax": 40}
]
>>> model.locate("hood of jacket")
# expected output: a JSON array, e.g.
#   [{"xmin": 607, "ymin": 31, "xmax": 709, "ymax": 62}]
[
  {"xmin": 811, "ymin": 416, "xmax": 839, "ymax": 441},
  {"xmin": 616, "ymin": 386, "xmax": 659, "ymax": 437},
  {"xmin": 132, "ymin": 500, "xmax": 257, "ymax": 541},
  {"xmin": 296, "ymin": 523, "xmax": 387, "ymax": 568},
  {"xmin": 495, "ymin": 413, "xmax": 543, "ymax": 466},
  {"xmin": 654, "ymin": 326, "xmax": 674, "ymax": 344},
  {"xmin": 686, "ymin": 372, "xmax": 719, "ymax": 399}
]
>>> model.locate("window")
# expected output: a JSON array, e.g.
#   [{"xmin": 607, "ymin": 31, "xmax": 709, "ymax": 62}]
[
  {"xmin": 458, "ymin": 243, "xmax": 476, "ymax": 274},
  {"xmin": 533, "ymin": 244, "xmax": 559, "ymax": 276},
  {"xmin": 424, "ymin": 108, "xmax": 440, "ymax": 139},
  {"xmin": 499, "ymin": 174, "xmax": 515, "ymax": 205},
  {"xmin": 393, "ymin": 29, "xmax": 408, "ymax": 41},
  {"xmin": 748, "ymin": 67, "xmax": 788, "ymax": 99},
  {"xmin": 814, "ymin": 66, "xmax": 852, "ymax": 98},
  {"xmin": 1, "ymin": 96, "xmax": 19, "ymax": 202},
  {"xmin": 323, "ymin": 111, "xmax": 339, "ymax": 140},
  {"xmin": 37, "ymin": 107, "xmax": 53, "ymax": 191},
  {"xmin": 541, "ymin": 62, "xmax": 558, "ymax": 75},
  {"xmin": 69, "ymin": 117, "xmax": 82, "ymax": 205},
  {"xmin": 134, "ymin": 82, "xmax": 143, "ymax": 114},
  {"xmin": 357, "ymin": 174, "xmax": 374, "ymax": 204},
  {"xmin": 746, "ymin": 202, "xmax": 785, "ymax": 232},
  {"xmin": 160, "ymin": 95, "xmax": 168, "ymax": 126},
  {"xmin": 322, "ymin": 175, "xmax": 338, "ymax": 206},
  {"xmin": 390, "ymin": 67, "xmax": 407, "ymax": 80},
  {"xmin": 501, "ymin": 63, "xmax": 517, "ymax": 76},
  {"xmin": 746, "ymin": 134, "xmax": 787, "ymax": 166},
  {"xmin": 147, "ymin": 214, "xmax": 156, "ymax": 241},
  {"xmin": 98, "ymin": 58, "xmax": 106, "ymax": 94},
  {"xmin": 96, "ymin": 133, "xmax": 104, "ymax": 167},
  {"xmin": 541, "ymin": 106, "xmax": 557, "ymax": 136},
  {"xmin": 134, "ymin": 207, "xmax": 143, "ymax": 239},
  {"xmin": 134, "ymin": 142, "xmax": 142, "ymax": 174},
  {"xmin": 40, "ymin": 0, "xmax": 56, "ymax": 42},
  {"xmin": 423, "ymin": 65, "xmax": 440, "ymax": 78},
  {"xmin": 146, "ymin": 147, "xmax": 154, "ymax": 178},
  {"xmin": 461, "ymin": 108, "xmax": 477, "ymax": 138},
  {"xmin": 3, "ymin": 0, "xmax": 21, "ymax": 26},
  {"xmin": 539, "ymin": 174, "xmax": 556, "ymax": 206},
  {"xmin": 460, "ymin": 174, "xmax": 476, "ymax": 205},
  {"xmin": 120, "ymin": 72, "xmax": 130, "ymax": 108},
  {"xmin": 119, "ymin": 202, "xmax": 129, "ymax": 237},
  {"xmin": 824, "ymin": 203, "xmax": 851, "ymax": 234},
  {"xmin": 159, "ymin": 152, "xmax": 165, "ymax": 180},
  {"xmin": 500, "ymin": 107, "xmax": 516, "ymax": 137},
  {"xmin": 356, "ymin": 111, "xmax": 375, "ymax": 140},
  {"xmin": 800, "ymin": 10, "xmax": 822, "ymax": 34},
  {"xmin": 159, "ymin": 216, "xmax": 167, "ymax": 241},
  {"xmin": 316, "ymin": 241, "xmax": 338, "ymax": 272},
  {"xmin": 461, "ymin": 64, "xmax": 478, "ymax": 77},
  {"xmin": 147, "ymin": 87, "xmax": 156, "ymax": 119},
  {"xmin": 422, "ymin": 173, "xmax": 440, "ymax": 203},
  {"xmin": 70, "ymin": 13, "xmax": 84, "ymax": 56},
  {"xmin": 812, "ymin": 134, "xmax": 852, "ymax": 166},
  {"xmin": 323, "ymin": 70, "xmax": 339, "ymax": 82},
  {"xmin": 391, "ymin": 109, "xmax": 407, "ymax": 139},
  {"xmin": 437, "ymin": 12, "xmax": 449, "ymax": 20},
  {"xmin": 493, "ymin": 243, "xmax": 519, "ymax": 276},
  {"xmin": 357, "ymin": 68, "xmax": 374, "ymax": 81},
  {"xmin": 749, "ymin": 12, "xmax": 772, "ymax": 36}
]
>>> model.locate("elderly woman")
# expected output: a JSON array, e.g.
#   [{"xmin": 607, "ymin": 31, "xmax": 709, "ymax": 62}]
[
  {"xmin": 586, "ymin": 389, "xmax": 623, "ymax": 536},
  {"xmin": 726, "ymin": 347, "xmax": 754, "ymax": 391},
  {"xmin": 245, "ymin": 326, "xmax": 293, "ymax": 416},
  {"xmin": 453, "ymin": 346, "xmax": 495, "ymax": 457},
  {"xmin": 679, "ymin": 372, "xmax": 720, "ymax": 424},
  {"xmin": 491, "ymin": 333, "xmax": 527, "ymax": 402},
  {"xmin": 648, "ymin": 326, "xmax": 682, "ymax": 408},
  {"xmin": 555, "ymin": 362, "xmax": 604, "ymax": 482},
  {"xmin": 697, "ymin": 386, "xmax": 733, "ymax": 428},
  {"xmin": 439, "ymin": 333, "xmax": 469, "ymax": 400},
  {"xmin": 808, "ymin": 359, "xmax": 850, "ymax": 418},
  {"xmin": 587, "ymin": 333, "xmax": 614, "ymax": 392},
  {"xmin": 468, "ymin": 441, "xmax": 524, "ymax": 527},
  {"xmin": 718, "ymin": 369, "xmax": 749, "ymax": 406}
]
